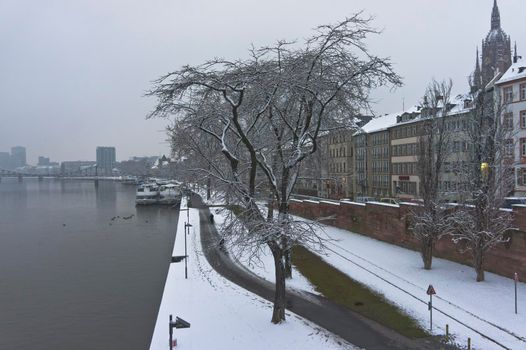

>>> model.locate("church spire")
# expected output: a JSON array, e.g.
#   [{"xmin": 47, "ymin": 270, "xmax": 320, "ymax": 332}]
[
  {"xmin": 473, "ymin": 47, "xmax": 482, "ymax": 89},
  {"xmin": 491, "ymin": 0, "xmax": 501, "ymax": 30}
]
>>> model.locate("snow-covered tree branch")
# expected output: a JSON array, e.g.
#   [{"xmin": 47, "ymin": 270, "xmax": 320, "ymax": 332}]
[{"xmin": 148, "ymin": 15, "xmax": 401, "ymax": 323}]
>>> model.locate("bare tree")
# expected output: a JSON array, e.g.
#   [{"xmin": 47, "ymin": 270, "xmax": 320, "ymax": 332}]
[
  {"xmin": 450, "ymin": 81, "xmax": 516, "ymax": 282},
  {"xmin": 410, "ymin": 79, "xmax": 456, "ymax": 270},
  {"xmin": 148, "ymin": 15, "xmax": 401, "ymax": 323},
  {"xmin": 167, "ymin": 122, "xmax": 226, "ymax": 200}
]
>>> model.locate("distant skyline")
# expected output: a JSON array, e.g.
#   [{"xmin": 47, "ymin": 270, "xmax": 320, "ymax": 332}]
[
  {"xmin": 1, "ymin": 0, "xmax": 524, "ymax": 164},
  {"xmin": 0, "ymin": 144, "xmax": 157, "ymax": 165}
]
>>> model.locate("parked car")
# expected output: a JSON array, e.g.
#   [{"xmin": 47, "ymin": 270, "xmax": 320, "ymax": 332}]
[
  {"xmin": 502, "ymin": 197, "xmax": 526, "ymax": 209},
  {"xmin": 380, "ymin": 198, "xmax": 400, "ymax": 205},
  {"xmin": 354, "ymin": 196, "xmax": 376, "ymax": 203}
]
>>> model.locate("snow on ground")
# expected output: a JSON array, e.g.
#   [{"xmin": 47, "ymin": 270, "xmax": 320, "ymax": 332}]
[
  {"xmin": 210, "ymin": 207, "xmax": 319, "ymax": 295},
  {"xmin": 292, "ymin": 215, "xmax": 526, "ymax": 350},
  {"xmin": 193, "ymin": 186, "xmax": 225, "ymax": 207},
  {"xmin": 149, "ymin": 198, "xmax": 356, "ymax": 350}
]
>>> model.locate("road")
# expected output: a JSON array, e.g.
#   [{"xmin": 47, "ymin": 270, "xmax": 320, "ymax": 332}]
[{"xmin": 190, "ymin": 194, "xmax": 456, "ymax": 350}]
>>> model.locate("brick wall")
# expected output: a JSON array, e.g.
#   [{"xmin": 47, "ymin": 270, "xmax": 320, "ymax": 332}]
[{"xmin": 289, "ymin": 200, "xmax": 526, "ymax": 279}]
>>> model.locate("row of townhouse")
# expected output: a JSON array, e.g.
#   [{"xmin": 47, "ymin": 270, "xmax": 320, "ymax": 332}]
[
  {"xmin": 496, "ymin": 59, "xmax": 526, "ymax": 195},
  {"xmin": 318, "ymin": 58, "xmax": 526, "ymax": 201}
]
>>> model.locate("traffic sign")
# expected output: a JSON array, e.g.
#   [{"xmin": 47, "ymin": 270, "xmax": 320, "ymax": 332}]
[{"xmin": 426, "ymin": 284, "xmax": 436, "ymax": 295}]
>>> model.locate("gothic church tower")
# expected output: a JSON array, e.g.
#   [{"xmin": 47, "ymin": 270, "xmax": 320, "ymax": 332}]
[{"xmin": 473, "ymin": 0, "xmax": 512, "ymax": 89}]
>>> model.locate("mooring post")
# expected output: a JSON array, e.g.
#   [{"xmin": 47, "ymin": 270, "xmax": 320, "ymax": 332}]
[{"xmin": 515, "ymin": 272, "xmax": 519, "ymax": 314}]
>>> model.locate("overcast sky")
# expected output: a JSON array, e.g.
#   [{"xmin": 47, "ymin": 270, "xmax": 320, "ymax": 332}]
[{"xmin": 0, "ymin": 0, "xmax": 524, "ymax": 164}]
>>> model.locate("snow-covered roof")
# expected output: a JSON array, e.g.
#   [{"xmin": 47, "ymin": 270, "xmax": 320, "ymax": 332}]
[
  {"xmin": 497, "ymin": 58, "xmax": 526, "ymax": 85},
  {"xmin": 354, "ymin": 94, "xmax": 473, "ymax": 136},
  {"xmin": 356, "ymin": 106, "xmax": 419, "ymax": 134}
]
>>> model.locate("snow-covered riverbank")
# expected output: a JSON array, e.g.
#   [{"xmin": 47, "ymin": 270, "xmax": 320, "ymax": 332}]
[{"xmin": 149, "ymin": 197, "xmax": 355, "ymax": 350}]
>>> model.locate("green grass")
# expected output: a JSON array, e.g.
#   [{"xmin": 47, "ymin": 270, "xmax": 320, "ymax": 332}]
[{"xmin": 291, "ymin": 245, "xmax": 429, "ymax": 339}]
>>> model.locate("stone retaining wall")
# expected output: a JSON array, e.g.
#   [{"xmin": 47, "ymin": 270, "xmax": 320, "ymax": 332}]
[{"xmin": 289, "ymin": 199, "xmax": 526, "ymax": 279}]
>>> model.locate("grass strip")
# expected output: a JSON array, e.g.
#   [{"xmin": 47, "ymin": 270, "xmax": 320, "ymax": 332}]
[{"xmin": 292, "ymin": 245, "xmax": 428, "ymax": 339}]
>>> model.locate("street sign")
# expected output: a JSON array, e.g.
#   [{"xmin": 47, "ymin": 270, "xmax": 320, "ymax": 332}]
[
  {"xmin": 426, "ymin": 285, "xmax": 436, "ymax": 331},
  {"xmin": 426, "ymin": 284, "xmax": 436, "ymax": 295}
]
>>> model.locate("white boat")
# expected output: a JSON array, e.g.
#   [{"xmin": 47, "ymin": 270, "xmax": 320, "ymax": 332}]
[
  {"xmin": 135, "ymin": 183, "xmax": 160, "ymax": 205},
  {"xmin": 120, "ymin": 175, "xmax": 138, "ymax": 185},
  {"xmin": 158, "ymin": 184, "xmax": 181, "ymax": 205}
]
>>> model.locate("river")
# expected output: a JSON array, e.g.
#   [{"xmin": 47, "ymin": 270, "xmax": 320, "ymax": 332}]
[{"xmin": 0, "ymin": 178, "xmax": 178, "ymax": 350}]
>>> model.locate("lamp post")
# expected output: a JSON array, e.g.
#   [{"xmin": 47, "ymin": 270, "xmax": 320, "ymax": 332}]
[
  {"xmin": 169, "ymin": 314, "xmax": 190, "ymax": 350},
  {"xmin": 184, "ymin": 222, "xmax": 192, "ymax": 279}
]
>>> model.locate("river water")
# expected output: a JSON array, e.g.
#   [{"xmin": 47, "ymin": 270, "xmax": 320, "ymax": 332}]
[{"xmin": 0, "ymin": 178, "xmax": 179, "ymax": 350}]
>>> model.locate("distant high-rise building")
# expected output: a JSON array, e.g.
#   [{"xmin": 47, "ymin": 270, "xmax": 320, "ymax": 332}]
[
  {"xmin": 0, "ymin": 152, "xmax": 10, "ymax": 169},
  {"xmin": 96, "ymin": 146, "xmax": 116, "ymax": 175},
  {"xmin": 10, "ymin": 146, "xmax": 26, "ymax": 168},
  {"xmin": 38, "ymin": 156, "xmax": 50, "ymax": 166}
]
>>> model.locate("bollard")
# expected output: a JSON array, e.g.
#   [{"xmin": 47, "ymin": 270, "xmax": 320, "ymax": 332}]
[
  {"xmin": 446, "ymin": 324, "xmax": 449, "ymax": 337},
  {"xmin": 468, "ymin": 337, "xmax": 471, "ymax": 350}
]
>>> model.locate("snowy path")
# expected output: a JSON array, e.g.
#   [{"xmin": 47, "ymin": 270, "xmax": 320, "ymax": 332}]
[
  {"xmin": 148, "ymin": 197, "xmax": 355, "ymax": 350},
  {"xmin": 297, "ymin": 216, "xmax": 526, "ymax": 350},
  {"xmin": 207, "ymin": 201, "xmax": 458, "ymax": 349}
]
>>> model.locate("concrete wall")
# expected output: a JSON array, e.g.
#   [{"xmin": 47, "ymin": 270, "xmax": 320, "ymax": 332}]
[{"xmin": 289, "ymin": 200, "xmax": 526, "ymax": 279}]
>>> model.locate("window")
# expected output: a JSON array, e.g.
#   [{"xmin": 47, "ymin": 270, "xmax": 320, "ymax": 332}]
[
  {"xmin": 503, "ymin": 112, "xmax": 514, "ymax": 130},
  {"xmin": 505, "ymin": 139, "xmax": 514, "ymax": 157},
  {"xmin": 504, "ymin": 86, "xmax": 513, "ymax": 103},
  {"xmin": 521, "ymin": 83, "xmax": 526, "ymax": 101},
  {"xmin": 521, "ymin": 110, "xmax": 526, "ymax": 129},
  {"xmin": 521, "ymin": 139, "xmax": 526, "ymax": 157}
]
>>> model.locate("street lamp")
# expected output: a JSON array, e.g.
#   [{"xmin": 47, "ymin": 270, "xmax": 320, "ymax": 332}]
[
  {"xmin": 169, "ymin": 314, "xmax": 190, "ymax": 350},
  {"xmin": 184, "ymin": 222, "xmax": 193, "ymax": 279}
]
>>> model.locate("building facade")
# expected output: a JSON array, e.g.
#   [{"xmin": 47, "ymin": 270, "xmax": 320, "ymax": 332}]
[
  {"xmin": 61, "ymin": 161, "xmax": 97, "ymax": 176},
  {"xmin": 390, "ymin": 114, "xmax": 420, "ymax": 199},
  {"xmin": 96, "ymin": 146, "xmax": 116, "ymax": 176},
  {"xmin": 0, "ymin": 152, "xmax": 10, "ymax": 169},
  {"xmin": 326, "ymin": 130, "xmax": 354, "ymax": 198},
  {"xmin": 496, "ymin": 58, "xmax": 526, "ymax": 195},
  {"xmin": 367, "ymin": 130, "xmax": 390, "ymax": 198},
  {"xmin": 10, "ymin": 146, "xmax": 26, "ymax": 168}
]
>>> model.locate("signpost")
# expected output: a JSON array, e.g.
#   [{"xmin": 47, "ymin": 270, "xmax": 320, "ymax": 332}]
[
  {"xmin": 427, "ymin": 284, "xmax": 436, "ymax": 331},
  {"xmin": 515, "ymin": 272, "xmax": 519, "ymax": 314}
]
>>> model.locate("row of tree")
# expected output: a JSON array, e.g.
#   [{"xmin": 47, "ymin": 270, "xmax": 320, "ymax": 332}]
[{"xmin": 411, "ymin": 79, "xmax": 516, "ymax": 282}]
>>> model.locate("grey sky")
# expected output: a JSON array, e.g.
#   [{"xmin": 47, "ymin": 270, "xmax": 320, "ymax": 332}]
[{"xmin": 0, "ymin": 0, "xmax": 524, "ymax": 164}]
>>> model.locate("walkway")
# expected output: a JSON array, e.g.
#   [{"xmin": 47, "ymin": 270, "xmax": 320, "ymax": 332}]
[{"xmin": 189, "ymin": 194, "xmax": 456, "ymax": 350}]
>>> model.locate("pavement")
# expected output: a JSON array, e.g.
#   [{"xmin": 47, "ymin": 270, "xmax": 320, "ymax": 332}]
[{"xmin": 189, "ymin": 194, "xmax": 458, "ymax": 350}]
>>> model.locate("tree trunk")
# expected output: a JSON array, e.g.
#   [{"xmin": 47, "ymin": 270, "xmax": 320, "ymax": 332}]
[
  {"xmin": 284, "ymin": 249, "xmax": 292, "ymax": 279},
  {"xmin": 267, "ymin": 194, "xmax": 274, "ymax": 221},
  {"xmin": 270, "ymin": 245, "xmax": 287, "ymax": 324},
  {"xmin": 474, "ymin": 249, "xmax": 485, "ymax": 282},
  {"xmin": 421, "ymin": 236, "xmax": 434, "ymax": 270}
]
